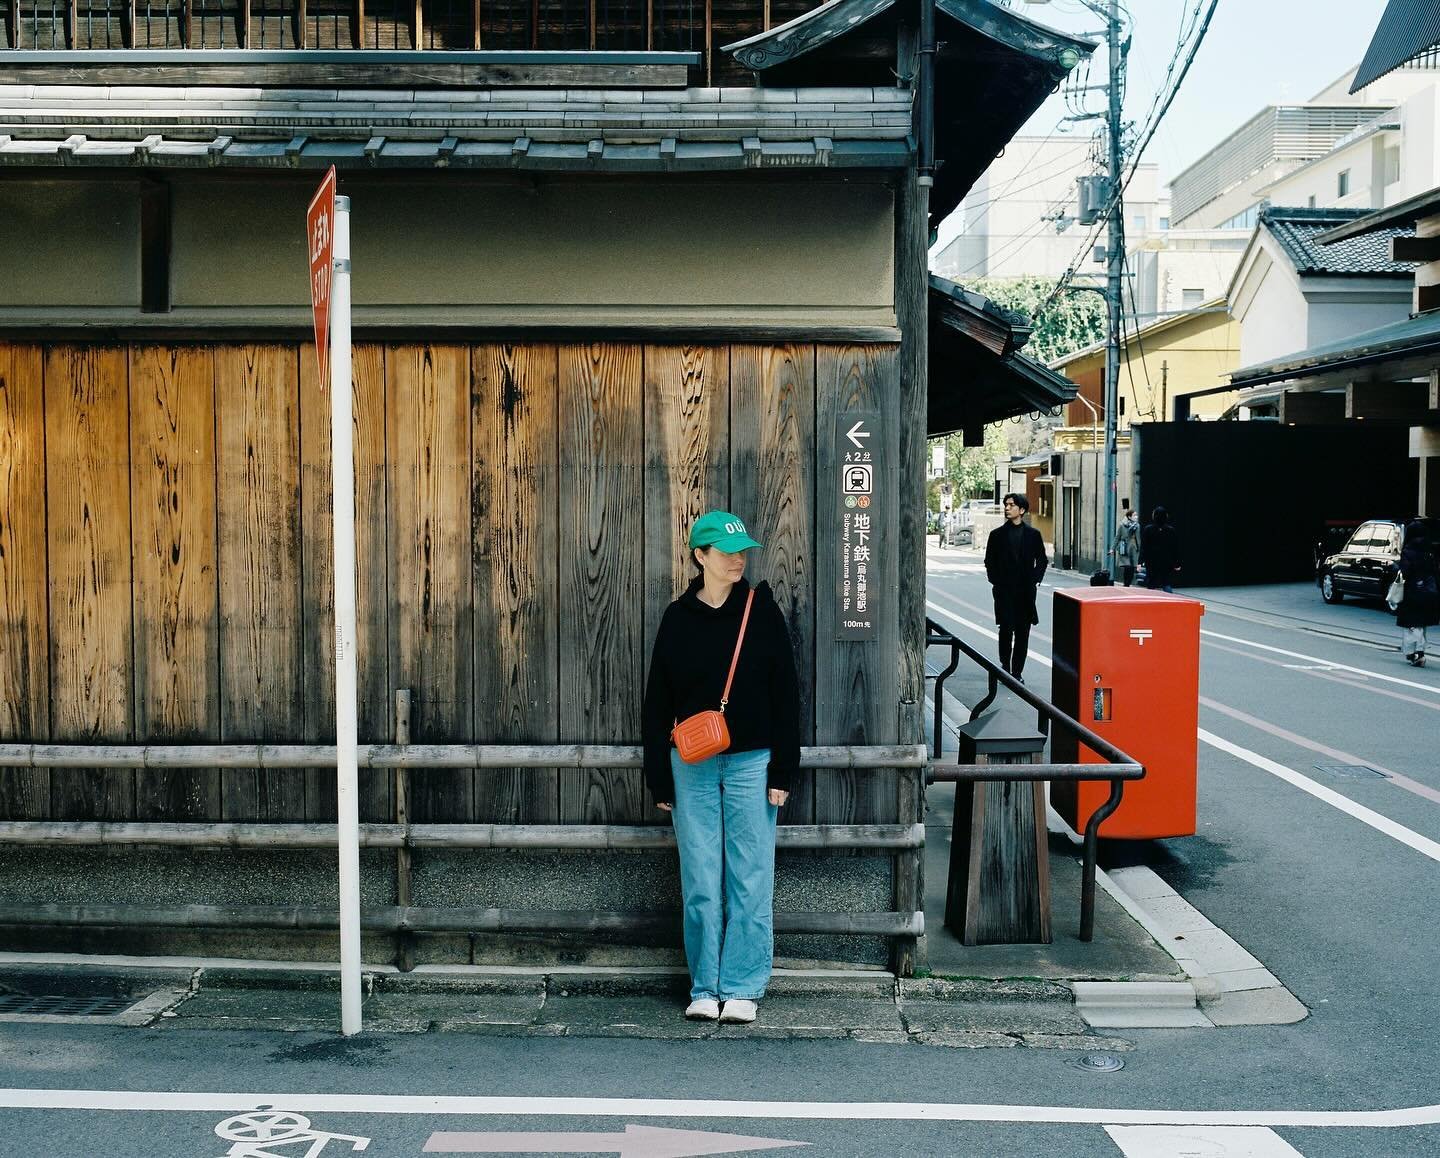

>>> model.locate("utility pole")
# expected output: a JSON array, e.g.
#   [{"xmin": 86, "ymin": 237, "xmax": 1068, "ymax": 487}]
[{"xmin": 1102, "ymin": 0, "xmax": 1125, "ymax": 575}]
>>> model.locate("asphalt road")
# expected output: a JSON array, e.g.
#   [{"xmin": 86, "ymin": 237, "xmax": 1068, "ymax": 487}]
[{"xmin": 1, "ymin": 548, "xmax": 1437, "ymax": 1157}]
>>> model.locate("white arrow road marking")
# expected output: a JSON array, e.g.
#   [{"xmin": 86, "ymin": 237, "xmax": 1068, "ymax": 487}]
[
  {"xmin": 1, "ymin": 1089, "xmax": 1439, "ymax": 1129},
  {"xmin": 1106, "ymin": 1125, "xmax": 1304, "ymax": 1157},
  {"xmin": 924, "ymin": 601, "xmax": 1440, "ymax": 865},
  {"xmin": 845, "ymin": 421, "xmax": 870, "ymax": 449},
  {"xmin": 425, "ymin": 1125, "xmax": 805, "ymax": 1155}
]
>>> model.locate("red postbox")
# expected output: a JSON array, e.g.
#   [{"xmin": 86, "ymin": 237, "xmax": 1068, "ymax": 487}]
[{"xmin": 1050, "ymin": 587, "xmax": 1204, "ymax": 839}]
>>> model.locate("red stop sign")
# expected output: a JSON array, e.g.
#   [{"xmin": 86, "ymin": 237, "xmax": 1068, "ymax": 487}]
[{"xmin": 307, "ymin": 166, "xmax": 337, "ymax": 391}]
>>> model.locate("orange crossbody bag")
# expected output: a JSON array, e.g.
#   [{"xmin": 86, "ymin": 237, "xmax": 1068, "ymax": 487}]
[{"xmin": 671, "ymin": 589, "xmax": 755, "ymax": 764}]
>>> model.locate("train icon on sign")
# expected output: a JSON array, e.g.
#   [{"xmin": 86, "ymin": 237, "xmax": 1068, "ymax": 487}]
[{"xmin": 843, "ymin": 465, "xmax": 873, "ymax": 495}]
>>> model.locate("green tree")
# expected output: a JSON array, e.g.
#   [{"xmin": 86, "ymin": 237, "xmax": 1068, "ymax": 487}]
[
  {"xmin": 969, "ymin": 275, "xmax": 1106, "ymax": 365},
  {"xmin": 928, "ymin": 423, "xmax": 1008, "ymax": 512}
]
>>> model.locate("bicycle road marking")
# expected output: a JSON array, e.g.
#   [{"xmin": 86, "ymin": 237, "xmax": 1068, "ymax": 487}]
[{"xmin": 1, "ymin": 1088, "xmax": 1437, "ymax": 1129}]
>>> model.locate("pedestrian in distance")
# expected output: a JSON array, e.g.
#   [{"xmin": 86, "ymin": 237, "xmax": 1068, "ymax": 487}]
[
  {"xmin": 1141, "ymin": 505, "xmax": 1182, "ymax": 592},
  {"xmin": 1396, "ymin": 517, "xmax": 1439, "ymax": 667},
  {"xmin": 984, "ymin": 492, "xmax": 1048, "ymax": 682},
  {"xmin": 1114, "ymin": 507, "xmax": 1141, "ymax": 587},
  {"xmin": 642, "ymin": 510, "xmax": 801, "ymax": 1026}
]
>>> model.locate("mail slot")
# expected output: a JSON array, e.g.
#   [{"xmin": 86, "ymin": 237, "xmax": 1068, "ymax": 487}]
[{"xmin": 1050, "ymin": 587, "xmax": 1205, "ymax": 839}]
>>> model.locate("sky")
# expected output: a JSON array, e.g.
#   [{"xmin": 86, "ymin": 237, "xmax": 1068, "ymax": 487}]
[{"xmin": 933, "ymin": 0, "xmax": 1393, "ymax": 249}]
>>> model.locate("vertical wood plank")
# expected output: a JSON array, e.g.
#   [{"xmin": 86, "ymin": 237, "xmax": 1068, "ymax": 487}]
[
  {"xmin": 472, "ymin": 344, "xmax": 560, "ymax": 823},
  {"xmin": 814, "ymin": 344, "xmax": 900, "ymax": 825},
  {"xmin": 472, "ymin": 0, "xmax": 480, "ymax": 47},
  {"xmin": 558, "ymin": 343, "xmax": 644, "ymax": 823},
  {"xmin": 728, "ymin": 344, "xmax": 816, "ymax": 823},
  {"xmin": 893, "ymin": 173, "xmax": 929, "ymax": 975},
  {"xmin": 216, "ymin": 344, "xmax": 305, "ymax": 819},
  {"xmin": 45, "ymin": 345, "xmax": 135, "ymax": 820},
  {"xmin": 353, "ymin": 0, "xmax": 365, "ymax": 48},
  {"xmin": 129, "ymin": 345, "xmax": 220, "ymax": 820},
  {"xmin": 643, "ymin": 345, "xmax": 728, "ymax": 819},
  {"xmin": 300, "ymin": 341, "xmax": 392, "ymax": 822},
  {"xmin": 388, "ymin": 344, "xmax": 473, "ymax": 822},
  {"xmin": 0, "ymin": 344, "xmax": 51, "ymax": 818}
]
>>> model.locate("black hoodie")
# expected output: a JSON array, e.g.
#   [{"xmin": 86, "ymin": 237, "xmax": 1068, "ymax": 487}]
[{"xmin": 642, "ymin": 576, "xmax": 802, "ymax": 805}]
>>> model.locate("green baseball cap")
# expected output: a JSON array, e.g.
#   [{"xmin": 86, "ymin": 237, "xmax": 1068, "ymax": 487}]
[{"xmin": 688, "ymin": 510, "xmax": 763, "ymax": 553}]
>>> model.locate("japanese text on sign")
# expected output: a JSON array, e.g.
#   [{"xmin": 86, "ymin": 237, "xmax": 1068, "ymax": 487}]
[{"xmin": 836, "ymin": 412, "xmax": 880, "ymax": 640}]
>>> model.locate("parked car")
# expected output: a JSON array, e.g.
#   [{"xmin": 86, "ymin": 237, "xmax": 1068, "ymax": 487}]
[{"xmin": 1316, "ymin": 519, "xmax": 1404, "ymax": 605}]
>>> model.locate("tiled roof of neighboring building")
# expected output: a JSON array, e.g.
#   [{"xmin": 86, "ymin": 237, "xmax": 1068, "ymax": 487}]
[{"xmin": 1261, "ymin": 206, "xmax": 1417, "ymax": 276}]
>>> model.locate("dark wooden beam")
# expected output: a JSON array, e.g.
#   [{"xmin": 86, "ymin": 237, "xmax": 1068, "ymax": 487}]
[
  {"xmin": 240, "ymin": 0, "xmax": 250, "ymax": 47},
  {"xmin": 588, "ymin": 0, "xmax": 595, "ymax": 50},
  {"xmin": 139, "ymin": 178, "xmax": 171, "ymax": 314},
  {"xmin": 472, "ymin": 0, "xmax": 480, "ymax": 49},
  {"xmin": 297, "ymin": 0, "xmax": 307, "ymax": 48},
  {"xmin": 0, "ymin": 59, "xmax": 694, "ymax": 86},
  {"xmin": 182, "ymin": 0, "xmax": 192, "ymax": 48},
  {"xmin": 1391, "ymin": 236, "xmax": 1440, "ymax": 263},
  {"xmin": 1277, "ymin": 389, "xmax": 1345, "ymax": 425},
  {"xmin": 704, "ymin": 0, "xmax": 712, "ymax": 85},
  {"xmin": 1347, "ymin": 380, "xmax": 1434, "ymax": 421}
]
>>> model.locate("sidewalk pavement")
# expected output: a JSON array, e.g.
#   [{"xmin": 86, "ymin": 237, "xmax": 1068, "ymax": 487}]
[{"xmin": 0, "ymin": 569, "xmax": 1320, "ymax": 1045}]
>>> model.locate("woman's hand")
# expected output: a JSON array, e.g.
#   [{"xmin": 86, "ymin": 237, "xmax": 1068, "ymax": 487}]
[
  {"xmin": 656, "ymin": 802, "xmax": 673, "ymax": 812},
  {"xmin": 768, "ymin": 789, "xmax": 789, "ymax": 807}
]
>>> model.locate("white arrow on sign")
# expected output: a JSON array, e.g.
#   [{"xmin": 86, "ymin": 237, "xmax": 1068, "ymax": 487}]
[
  {"xmin": 845, "ymin": 421, "xmax": 871, "ymax": 449},
  {"xmin": 425, "ymin": 1124, "xmax": 806, "ymax": 1157}
]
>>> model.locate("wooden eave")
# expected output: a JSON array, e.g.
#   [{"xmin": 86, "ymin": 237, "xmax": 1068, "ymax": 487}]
[{"xmin": 724, "ymin": 0, "xmax": 1094, "ymax": 224}]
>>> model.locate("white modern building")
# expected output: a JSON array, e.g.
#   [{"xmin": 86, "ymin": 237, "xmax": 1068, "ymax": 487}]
[
  {"xmin": 1170, "ymin": 65, "xmax": 1440, "ymax": 231},
  {"xmin": 929, "ymin": 135, "xmax": 1167, "ymax": 282}
]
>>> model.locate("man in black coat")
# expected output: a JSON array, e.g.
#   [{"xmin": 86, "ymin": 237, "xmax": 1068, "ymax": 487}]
[{"xmin": 984, "ymin": 492, "xmax": 1048, "ymax": 681}]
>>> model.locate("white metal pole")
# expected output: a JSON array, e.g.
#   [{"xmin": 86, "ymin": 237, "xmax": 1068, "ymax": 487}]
[{"xmin": 330, "ymin": 195, "xmax": 363, "ymax": 1036}]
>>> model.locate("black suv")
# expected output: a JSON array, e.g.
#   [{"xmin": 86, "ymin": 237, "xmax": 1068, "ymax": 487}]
[{"xmin": 1316, "ymin": 520, "xmax": 1404, "ymax": 605}]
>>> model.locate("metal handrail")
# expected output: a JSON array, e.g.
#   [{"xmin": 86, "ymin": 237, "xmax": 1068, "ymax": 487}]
[{"xmin": 925, "ymin": 616, "xmax": 1145, "ymax": 942}]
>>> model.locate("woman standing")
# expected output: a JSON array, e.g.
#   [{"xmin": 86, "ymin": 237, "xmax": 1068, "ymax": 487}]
[
  {"xmin": 642, "ymin": 511, "xmax": 801, "ymax": 1025},
  {"xmin": 1397, "ymin": 518, "xmax": 1439, "ymax": 667}
]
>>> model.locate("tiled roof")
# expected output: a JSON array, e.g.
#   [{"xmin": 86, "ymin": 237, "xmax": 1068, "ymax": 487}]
[{"xmin": 1261, "ymin": 206, "xmax": 1417, "ymax": 277}]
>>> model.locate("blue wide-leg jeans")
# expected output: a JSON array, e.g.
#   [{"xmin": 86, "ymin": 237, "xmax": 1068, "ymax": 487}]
[{"xmin": 670, "ymin": 748, "xmax": 778, "ymax": 1002}]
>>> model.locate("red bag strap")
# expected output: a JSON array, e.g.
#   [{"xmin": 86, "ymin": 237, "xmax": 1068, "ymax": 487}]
[{"xmin": 719, "ymin": 589, "xmax": 755, "ymax": 712}]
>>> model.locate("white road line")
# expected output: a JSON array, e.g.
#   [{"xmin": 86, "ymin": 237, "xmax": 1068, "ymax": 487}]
[
  {"xmin": 1198, "ymin": 729, "xmax": 1440, "ymax": 866},
  {"xmin": 1106, "ymin": 1125, "xmax": 1304, "ymax": 1157},
  {"xmin": 1200, "ymin": 698, "xmax": 1440, "ymax": 807},
  {"xmin": 926, "ymin": 601, "xmax": 1440, "ymax": 864},
  {"xmin": 0, "ymin": 1089, "xmax": 1437, "ymax": 1128},
  {"xmin": 1200, "ymin": 630, "xmax": 1439, "ymax": 696}
]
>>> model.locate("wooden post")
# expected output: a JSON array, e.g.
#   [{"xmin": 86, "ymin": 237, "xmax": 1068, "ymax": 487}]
[
  {"xmin": 703, "ymin": 0, "xmax": 712, "ymax": 86},
  {"xmin": 240, "ymin": 0, "xmax": 250, "ymax": 45},
  {"xmin": 353, "ymin": 0, "xmax": 365, "ymax": 48},
  {"xmin": 394, "ymin": 688, "xmax": 414, "ymax": 971},
  {"xmin": 296, "ymin": 0, "xmax": 306, "ymax": 48},
  {"xmin": 65, "ymin": 0, "xmax": 76, "ymax": 47},
  {"xmin": 471, "ymin": 0, "xmax": 480, "ymax": 48},
  {"xmin": 411, "ymin": 0, "xmax": 421, "ymax": 47},
  {"xmin": 891, "ymin": 160, "xmax": 929, "ymax": 978},
  {"xmin": 587, "ymin": 0, "xmax": 594, "ymax": 49},
  {"xmin": 946, "ymin": 710, "xmax": 1051, "ymax": 945}
]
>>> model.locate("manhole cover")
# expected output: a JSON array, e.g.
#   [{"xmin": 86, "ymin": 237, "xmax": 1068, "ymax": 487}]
[
  {"xmin": 0, "ymin": 993, "xmax": 135, "ymax": 1017},
  {"xmin": 1074, "ymin": 1052, "xmax": 1125, "ymax": 1073},
  {"xmin": 1313, "ymin": 763, "xmax": 1389, "ymax": 780}
]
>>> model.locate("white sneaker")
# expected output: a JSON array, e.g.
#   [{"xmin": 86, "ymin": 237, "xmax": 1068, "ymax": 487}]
[
  {"xmin": 719, "ymin": 998, "xmax": 757, "ymax": 1024},
  {"xmin": 685, "ymin": 998, "xmax": 720, "ymax": 1021}
]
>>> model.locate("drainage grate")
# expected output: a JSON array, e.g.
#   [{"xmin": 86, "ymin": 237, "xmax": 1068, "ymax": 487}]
[
  {"xmin": 0, "ymin": 993, "xmax": 136, "ymax": 1017},
  {"xmin": 1074, "ymin": 1052, "xmax": 1125, "ymax": 1073},
  {"xmin": 1313, "ymin": 763, "xmax": 1390, "ymax": 781}
]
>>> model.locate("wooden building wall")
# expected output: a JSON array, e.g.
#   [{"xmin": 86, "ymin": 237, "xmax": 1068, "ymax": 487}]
[{"xmin": 0, "ymin": 339, "xmax": 902, "ymax": 826}]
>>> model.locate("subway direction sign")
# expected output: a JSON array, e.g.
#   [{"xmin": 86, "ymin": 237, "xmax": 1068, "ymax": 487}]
[{"xmin": 836, "ymin": 411, "xmax": 879, "ymax": 641}]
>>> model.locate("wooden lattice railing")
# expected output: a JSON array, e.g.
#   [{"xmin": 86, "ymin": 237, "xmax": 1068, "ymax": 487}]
[{"xmin": 0, "ymin": 0, "xmax": 819, "ymax": 84}]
